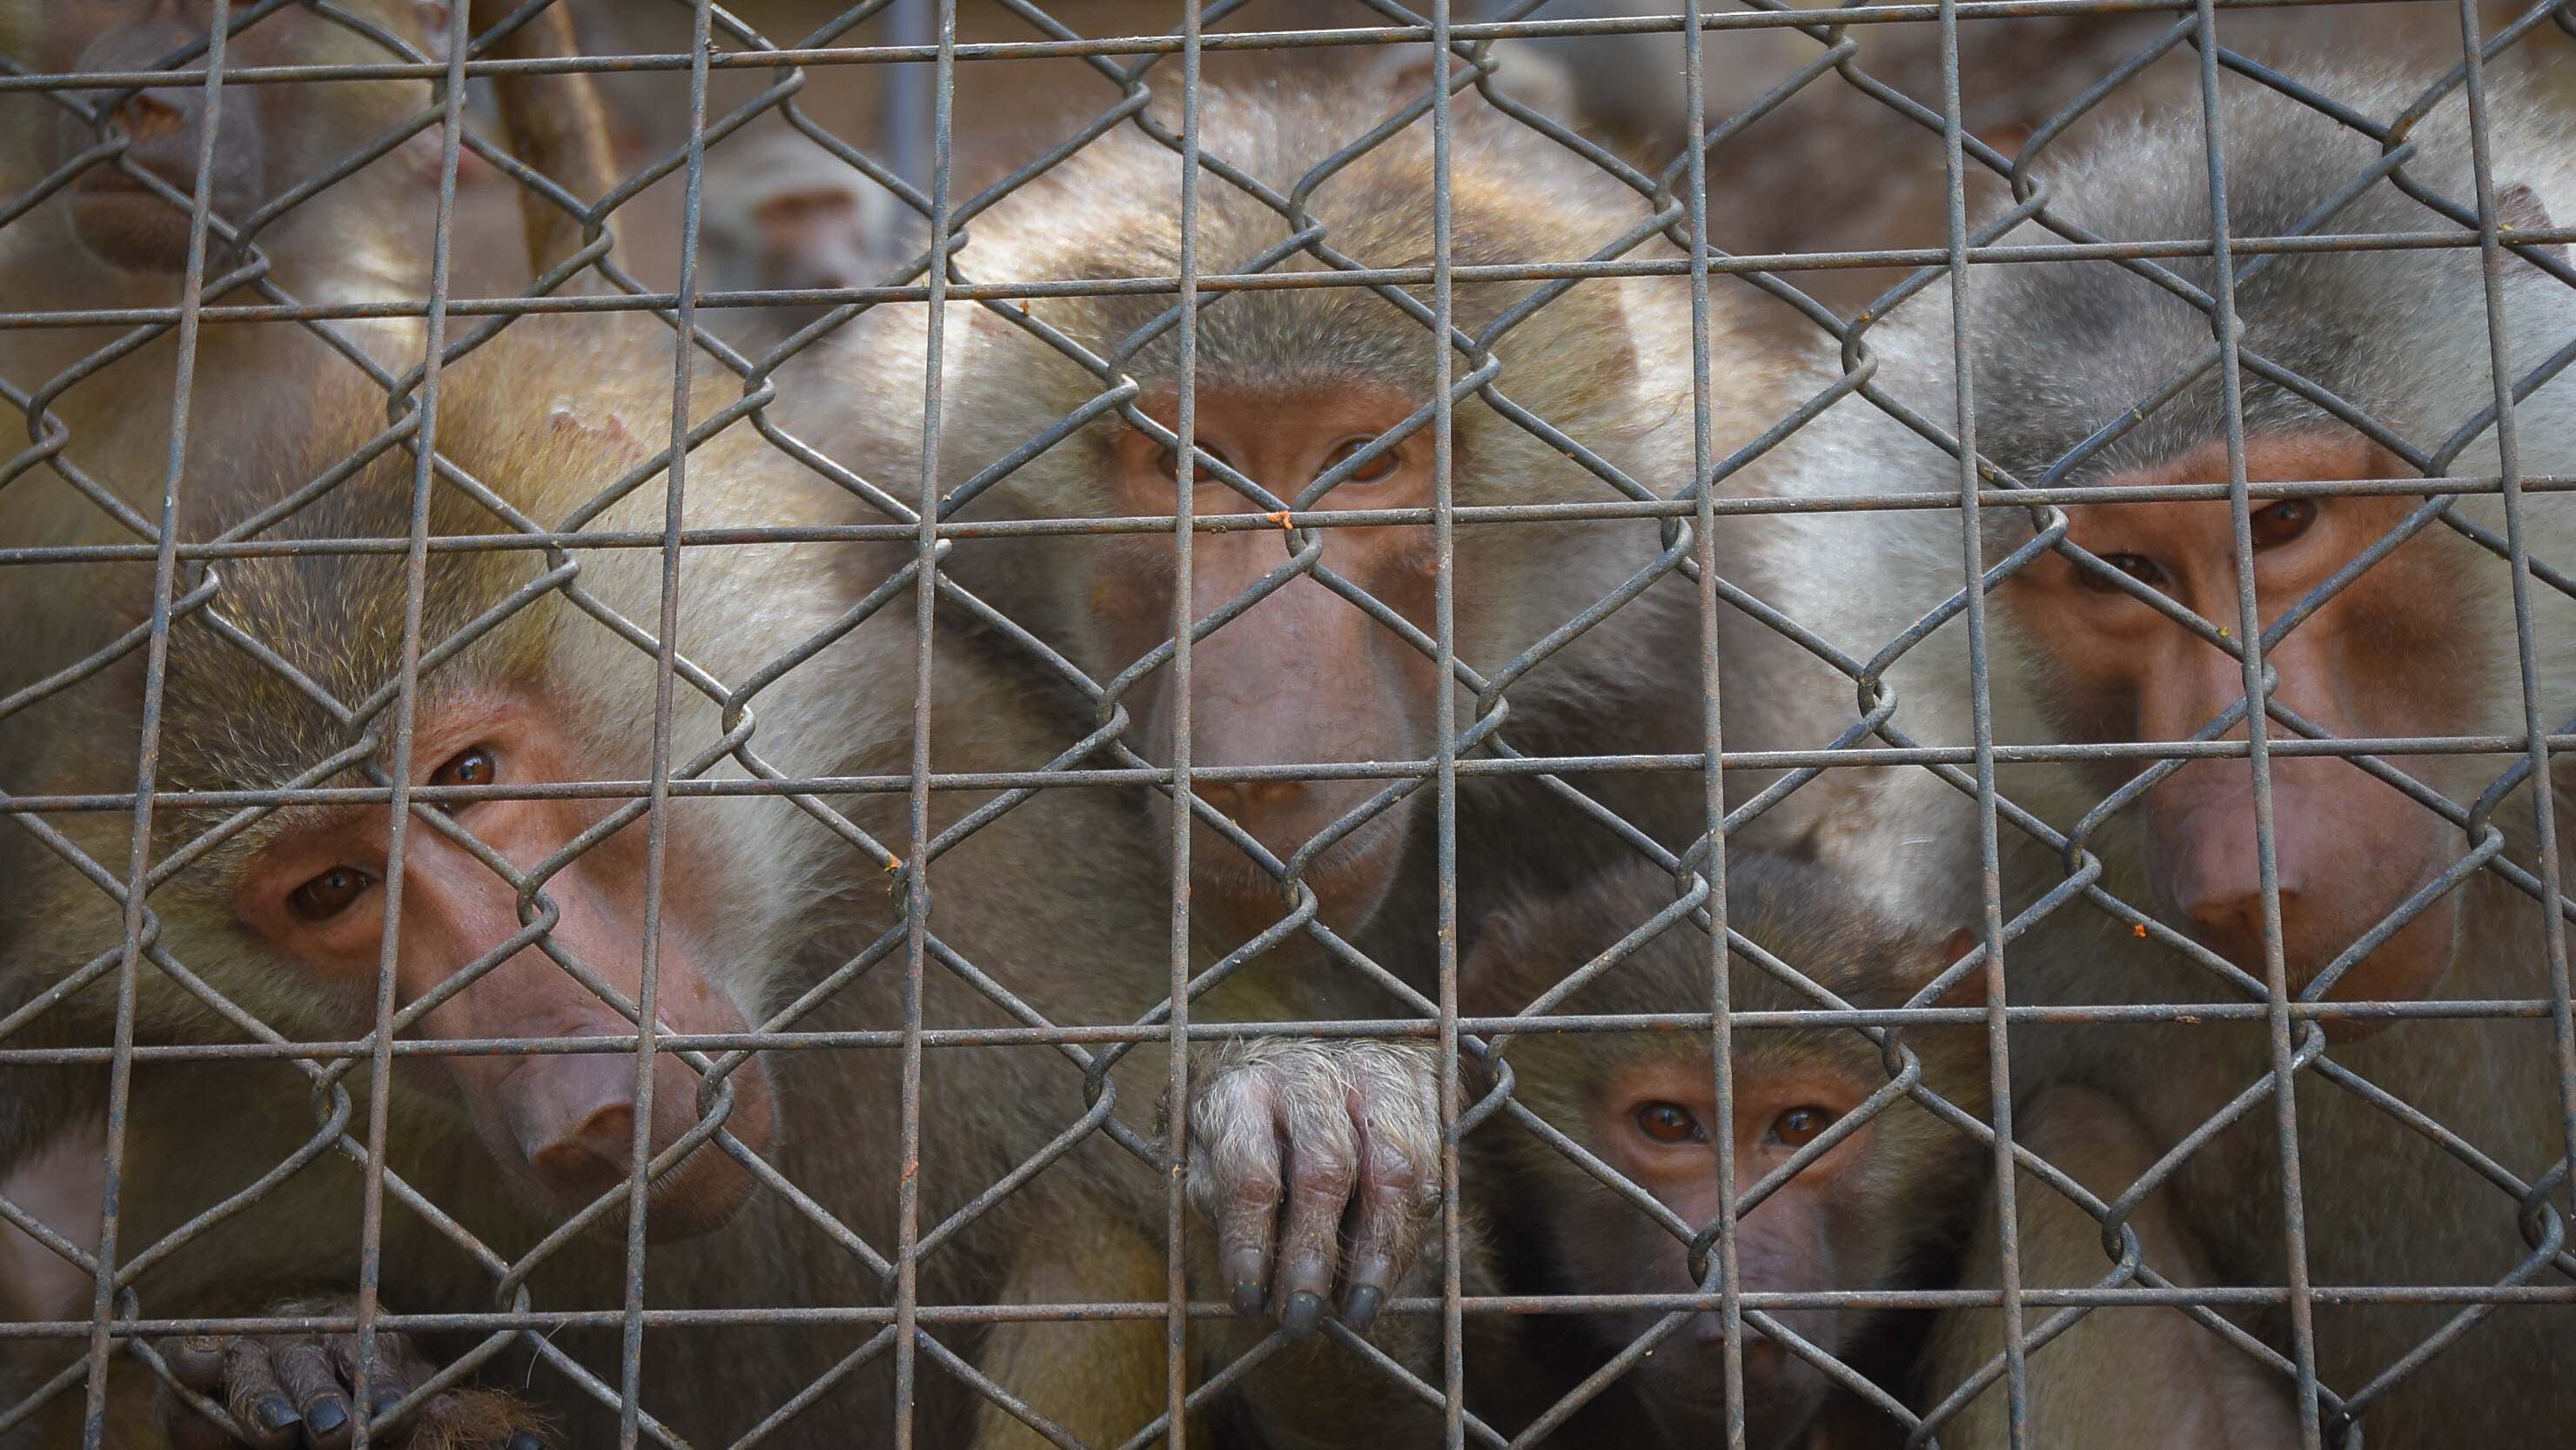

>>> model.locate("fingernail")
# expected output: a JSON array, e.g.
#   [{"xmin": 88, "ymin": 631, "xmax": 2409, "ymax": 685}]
[
  {"xmin": 369, "ymin": 1386, "xmax": 406, "ymax": 1420},
  {"xmin": 1231, "ymin": 1279, "xmax": 1266, "ymax": 1315},
  {"xmin": 1281, "ymin": 1290, "xmax": 1324, "ymax": 1338},
  {"xmin": 257, "ymin": 1398, "xmax": 301, "ymax": 1433},
  {"xmin": 305, "ymin": 1399, "xmax": 349, "ymax": 1435},
  {"xmin": 509, "ymin": 1434, "xmax": 546, "ymax": 1450},
  {"xmin": 1345, "ymin": 1284, "xmax": 1384, "ymax": 1334}
]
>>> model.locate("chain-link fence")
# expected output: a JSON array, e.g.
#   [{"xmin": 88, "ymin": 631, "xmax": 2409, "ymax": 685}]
[{"xmin": 2, "ymin": 3, "xmax": 2573, "ymax": 1448}]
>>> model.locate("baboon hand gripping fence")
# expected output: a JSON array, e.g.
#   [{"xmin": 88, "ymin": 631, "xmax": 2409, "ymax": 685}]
[{"xmin": 0, "ymin": 3, "xmax": 2573, "ymax": 1449}]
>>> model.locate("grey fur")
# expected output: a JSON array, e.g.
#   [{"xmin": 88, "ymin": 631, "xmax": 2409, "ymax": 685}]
[
  {"xmin": 776, "ymin": 67, "xmax": 1806, "ymax": 993},
  {"xmin": 1738, "ymin": 66, "xmax": 2576, "ymax": 1446}
]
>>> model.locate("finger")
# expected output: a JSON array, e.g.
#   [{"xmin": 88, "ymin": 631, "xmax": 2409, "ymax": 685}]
[
  {"xmin": 1269, "ymin": 1086, "xmax": 1360, "ymax": 1339},
  {"xmin": 1338, "ymin": 1149, "xmax": 1430, "ymax": 1335},
  {"xmin": 221, "ymin": 1339, "xmax": 304, "ymax": 1450},
  {"xmin": 1191, "ymin": 1073, "xmax": 1288, "ymax": 1315},
  {"xmin": 162, "ymin": 1333, "xmax": 228, "ymax": 1393},
  {"xmin": 269, "ymin": 1339, "xmax": 353, "ymax": 1450},
  {"xmin": 1341, "ymin": 1051, "xmax": 1444, "ymax": 1334},
  {"xmin": 327, "ymin": 1328, "xmax": 426, "ymax": 1438}
]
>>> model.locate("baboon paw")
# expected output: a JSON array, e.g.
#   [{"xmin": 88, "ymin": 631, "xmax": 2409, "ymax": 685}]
[
  {"xmin": 154, "ymin": 1299, "xmax": 548, "ymax": 1450},
  {"xmin": 1184, "ymin": 1039, "xmax": 1445, "ymax": 1339}
]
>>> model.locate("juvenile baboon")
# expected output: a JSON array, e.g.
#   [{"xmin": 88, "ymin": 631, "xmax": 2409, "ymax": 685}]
[
  {"xmin": 1177, "ymin": 855, "xmax": 1987, "ymax": 1448},
  {"xmin": 1738, "ymin": 66, "xmax": 2576, "ymax": 1446}
]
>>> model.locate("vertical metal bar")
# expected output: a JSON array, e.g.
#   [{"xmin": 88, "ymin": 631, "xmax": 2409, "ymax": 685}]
[
  {"xmin": 885, "ymin": 0, "xmax": 934, "ymax": 197},
  {"xmin": 894, "ymin": 3, "xmax": 961, "ymax": 1445},
  {"xmin": 2188, "ymin": 5, "xmax": 2324, "ymax": 1444},
  {"xmin": 1427, "ymin": 6, "xmax": 1466, "ymax": 1448},
  {"xmin": 2451, "ymin": 0, "xmax": 2576, "ymax": 1236},
  {"xmin": 1933, "ymin": 2, "xmax": 2032, "ymax": 1445},
  {"xmin": 1164, "ymin": 2, "xmax": 1206, "ymax": 1442},
  {"xmin": 78, "ymin": 5, "xmax": 234, "ymax": 1441},
  {"xmin": 1677, "ymin": 3, "xmax": 1747, "ymax": 1447},
  {"xmin": 347, "ymin": 3, "xmax": 474, "ymax": 1443},
  {"xmin": 613, "ymin": 0, "xmax": 717, "ymax": 1444}
]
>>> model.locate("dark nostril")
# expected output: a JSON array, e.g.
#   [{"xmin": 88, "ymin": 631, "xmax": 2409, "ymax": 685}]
[
  {"xmin": 1239, "ymin": 779, "xmax": 1306, "ymax": 815},
  {"xmin": 1202, "ymin": 779, "xmax": 1308, "ymax": 821},
  {"xmin": 575, "ymin": 1101, "xmax": 641, "ymax": 1160},
  {"xmin": 2185, "ymin": 889, "xmax": 2289, "ymax": 952},
  {"xmin": 522, "ymin": 1100, "xmax": 639, "ymax": 1185},
  {"xmin": 112, "ymin": 93, "xmax": 185, "ymax": 144}
]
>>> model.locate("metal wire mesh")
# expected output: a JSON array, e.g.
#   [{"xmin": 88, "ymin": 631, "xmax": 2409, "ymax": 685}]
[{"xmin": 0, "ymin": 3, "xmax": 2571, "ymax": 1448}]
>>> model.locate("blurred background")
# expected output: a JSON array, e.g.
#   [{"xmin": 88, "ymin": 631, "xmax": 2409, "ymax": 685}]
[{"xmin": 520, "ymin": 1, "xmax": 2576, "ymax": 325}]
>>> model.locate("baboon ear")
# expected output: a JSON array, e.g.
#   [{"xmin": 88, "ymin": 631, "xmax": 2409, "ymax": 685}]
[{"xmin": 2496, "ymin": 183, "xmax": 2567, "ymax": 272}]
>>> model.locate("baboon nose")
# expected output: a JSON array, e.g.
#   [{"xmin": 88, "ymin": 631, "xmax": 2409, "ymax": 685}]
[{"xmin": 507, "ymin": 1057, "xmax": 647, "ymax": 1195}]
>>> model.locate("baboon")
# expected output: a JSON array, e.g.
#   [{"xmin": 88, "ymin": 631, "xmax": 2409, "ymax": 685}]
[
  {"xmin": 1, "ymin": 0, "xmax": 438, "ymax": 699},
  {"xmin": 0, "ymin": 330, "xmax": 827, "ymax": 1446},
  {"xmin": 1737, "ymin": 66, "xmax": 2576, "ymax": 1446},
  {"xmin": 0, "ymin": 0, "xmax": 614, "ymax": 724},
  {"xmin": 1482, "ymin": 2, "xmax": 2560, "ymax": 312},
  {"xmin": 781, "ymin": 52, "xmax": 1800, "ymax": 990},
  {"xmin": 2, "ymin": 312, "xmax": 1582, "ymax": 1446},
  {"xmin": 699, "ymin": 128, "xmax": 912, "ymax": 348}
]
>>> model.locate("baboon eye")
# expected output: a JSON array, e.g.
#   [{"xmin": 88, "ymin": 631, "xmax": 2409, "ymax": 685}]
[
  {"xmin": 1322, "ymin": 436, "xmax": 1401, "ymax": 484},
  {"xmin": 287, "ymin": 866, "xmax": 378, "ymax": 923},
  {"xmin": 1633, "ymin": 1102, "xmax": 1704, "ymax": 1145},
  {"xmin": 2080, "ymin": 553, "xmax": 2166, "ymax": 591},
  {"xmin": 428, "ymin": 746, "xmax": 497, "ymax": 811},
  {"xmin": 1156, "ymin": 441, "xmax": 1230, "ymax": 482},
  {"xmin": 2251, "ymin": 499, "xmax": 2318, "ymax": 549},
  {"xmin": 1769, "ymin": 1106, "xmax": 1837, "ymax": 1148}
]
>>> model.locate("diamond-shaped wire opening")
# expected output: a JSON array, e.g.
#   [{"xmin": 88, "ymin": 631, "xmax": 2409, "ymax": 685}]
[{"xmin": 4, "ymin": 4, "xmax": 2576, "ymax": 1449}]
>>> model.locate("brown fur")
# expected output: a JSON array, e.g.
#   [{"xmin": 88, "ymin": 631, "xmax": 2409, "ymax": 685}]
[
  {"xmin": 3, "ymin": 34, "xmax": 1820, "ymax": 1450},
  {"xmin": 462, "ymin": 0, "xmax": 618, "ymax": 277},
  {"xmin": 0, "ymin": 1, "xmax": 450, "ymax": 715},
  {"xmin": 1461, "ymin": 857, "xmax": 1989, "ymax": 1448},
  {"xmin": 0, "ymin": 309, "xmax": 1429, "ymax": 1447}
]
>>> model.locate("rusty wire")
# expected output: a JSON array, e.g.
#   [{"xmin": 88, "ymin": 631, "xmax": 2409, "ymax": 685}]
[{"xmin": 0, "ymin": 3, "xmax": 2573, "ymax": 1450}]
